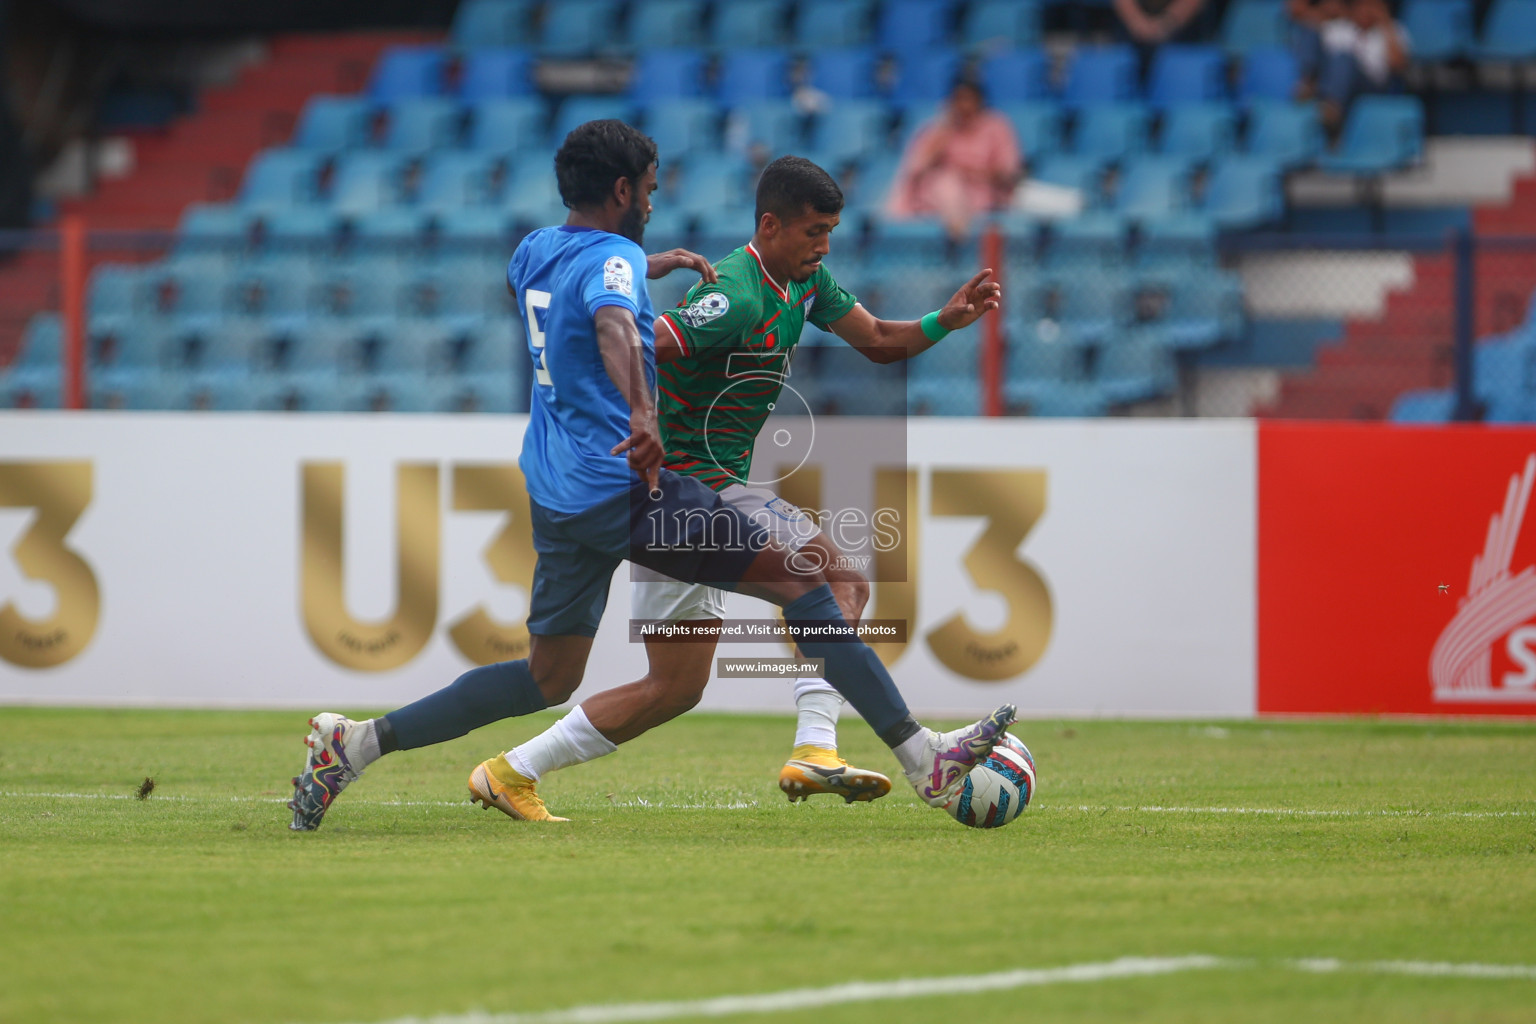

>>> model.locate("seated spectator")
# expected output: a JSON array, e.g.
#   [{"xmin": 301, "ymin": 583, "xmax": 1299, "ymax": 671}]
[
  {"xmin": 886, "ymin": 79, "xmax": 1022, "ymax": 239},
  {"xmin": 1115, "ymin": 0, "xmax": 1212, "ymax": 76},
  {"xmin": 1292, "ymin": 0, "xmax": 1409, "ymax": 133},
  {"xmin": 1288, "ymin": 0, "xmax": 1347, "ymax": 86}
]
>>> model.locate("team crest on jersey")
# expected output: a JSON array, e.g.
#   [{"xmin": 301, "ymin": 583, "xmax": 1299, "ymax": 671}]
[
  {"xmin": 801, "ymin": 295, "xmax": 814, "ymax": 315},
  {"xmin": 676, "ymin": 292, "xmax": 730, "ymax": 327},
  {"xmin": 603, "ymin": 256, "xmax": 633, "ymax": 295}
]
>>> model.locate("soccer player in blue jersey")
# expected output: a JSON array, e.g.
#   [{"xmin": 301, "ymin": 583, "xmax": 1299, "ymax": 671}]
[{"xmin": 289, "ymin": 120, "xmax": 1014, "ymax": 830}]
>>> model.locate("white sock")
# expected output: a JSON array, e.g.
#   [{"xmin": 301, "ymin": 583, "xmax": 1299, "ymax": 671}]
[
  {"xmin": 505, "ymin": 705, "xmax": 618, "ymax": 782},
  {"xmin": 792, "ymin": 680, "xmax": 842, "ymax": 750},
  {"xmin": 347, "ymin": 719, "xmax": 382, "ymax": 771},
  {"xmin": 892, "ymin": 727, "xmax": 935, "ymax": 778}
]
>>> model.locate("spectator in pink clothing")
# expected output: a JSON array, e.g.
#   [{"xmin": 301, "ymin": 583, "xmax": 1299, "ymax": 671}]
[{"xmin": 886, "ymin": 79, "xmax": 1022, "ymax": 240}]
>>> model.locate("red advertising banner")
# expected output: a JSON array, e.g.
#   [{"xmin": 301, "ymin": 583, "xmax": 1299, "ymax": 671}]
[{"xmin": 1260, "ymin": 421, "xmax": 1536, "ymax": 715}]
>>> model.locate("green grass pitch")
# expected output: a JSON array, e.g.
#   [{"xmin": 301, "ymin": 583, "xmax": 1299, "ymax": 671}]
[{"xmin": 2, "ymin": 707, "xmax": 1535, "ymax": 1024}]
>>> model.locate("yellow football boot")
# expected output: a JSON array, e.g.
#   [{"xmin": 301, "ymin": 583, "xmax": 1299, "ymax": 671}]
[
  {"xmin": 778, "ymin": 744, "xmax": 892, "ymax": 804},
  {"xmin": 468, "ymin": 754, "xmax": 568, "ymax": 822}
]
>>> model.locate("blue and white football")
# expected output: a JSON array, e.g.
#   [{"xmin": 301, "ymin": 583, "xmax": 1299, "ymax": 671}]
[{"xmin": 947, "ymin": 734, "xmax": 1036, "ymax": 829}]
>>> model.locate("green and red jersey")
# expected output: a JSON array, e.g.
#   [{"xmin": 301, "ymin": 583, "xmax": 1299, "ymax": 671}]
[{"xmin": 655, "ymin": 242, "xmax": 857, "ymax": 490}]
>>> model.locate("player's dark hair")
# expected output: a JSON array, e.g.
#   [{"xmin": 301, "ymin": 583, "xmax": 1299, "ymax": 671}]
[
  {"xmin": 555, "ymin": 119, "xmax": 658, "ymax": 211},
  {"xmin": 754, "ymin": 155, "xmax": 843, "ymax": 227}
]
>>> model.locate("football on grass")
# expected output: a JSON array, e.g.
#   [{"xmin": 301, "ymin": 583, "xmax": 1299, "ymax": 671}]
[{"xmin": 948, "ymin": 734, "xmax": 1036, "ymax": 829}]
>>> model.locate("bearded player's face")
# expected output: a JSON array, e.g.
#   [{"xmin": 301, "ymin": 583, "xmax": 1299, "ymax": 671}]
[
  {"xmin": 779, "ymin": 207, "xmax": 839, "ymax": 283},
  {"xmin": 617, "ymin": 164, "xmax": 657, "ymax": 244}
]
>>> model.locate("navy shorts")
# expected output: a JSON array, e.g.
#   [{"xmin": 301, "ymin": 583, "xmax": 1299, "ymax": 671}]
[{"xmin": 526, "ymin": 469, "xmax": 771, "ymax": 638}]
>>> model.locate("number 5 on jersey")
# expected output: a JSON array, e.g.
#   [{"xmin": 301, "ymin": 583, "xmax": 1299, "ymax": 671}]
[{"xmin": 525, "ymin": 288, "xmax": 553, "ymax": 387}]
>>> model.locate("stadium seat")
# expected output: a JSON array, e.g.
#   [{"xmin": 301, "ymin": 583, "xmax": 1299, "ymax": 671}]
[
  {"xmin": 1159, "ymin": 103, "xmax": 1236, "ymax": 163},
  {"xmin": 239, "ymin": 150, "xmax": 323, "ymax": 210},
  {"xmin": 999, "ymin": 101, "xmax": 1063, "ymax": 154},
  {"xmin": 262, "ymin": 207, "xmax": 342, "ymax": 266},
  {"xmin": 1096, "ymin": 333, "xmax": 1176, "ymax": 404},
  {"xmin": 1132, "ymin": 270, "xmax": 1244, "ymax": 349},
  {"xmin": 1246, "ymin": 100, "xmax": 1322, "ymax": 168},
  {"xmin": 643, "ymin": 98, "xmax": 721, "ymax": 159},
  {"xmin": 468, "ymin": 97, "xmax": 547, "ymax": 152},
  {"xmin": 628, "ymin": 0, "xmax": 709, "ymax": 49},
  {"xmin": 1146, "ymin": 45, "xmax": 1227, "ymax": 109},
  {"xmin": 1033, "ymin": 154, "xmax": 1103, "ymax": 200},
  {"xmin": 175, "ymin": 204, "xmax": 255, "ymax": 262},
  {"xmin": 87, "ymin": 265, "xmax": 141, "ymax": 319},
  {"xmin": 809, "ymin": 100, "xmax": 891, "ymax": 165},
  {"xmin": 1401, "ymin": 0, "xmax": 1473, "ymax": 60},
  {"xmin": 503, "ymin": 153, "xmax": 568, "ymax": 227},
  {"xmin": 890, "ymin": 50, "xmax": 963, "ymax": 109},
  {"xmin": 727, "ymin": 99, "xmax": 803, "ymax": 155},
  {"xmin": 795, "ymin": 0, "xmax": 874, "ymax": 48},
  {"xmin": 630, "ymin": 49, "xmax": 709, "ymax": 102},
  {"xmin": 1390, "ymin": 387, "xmax": 1456, "ymax": 422},
  {"xmin": 1315, "ymin": 95, "xmax": 1424, "ymax": 174},
  {"xmin": 1137, "ymin": 212, "xmax": 1218, "ymax": 267},
  {"xmin": 459, "ymin": 49, "xmax": 536, "ymax": 100},
  {"xmin": 1479, "ymin": 0, "xmax": 1536, "ymax": 59},
  {"xmin": 1115, "ymin": 156, "xmax": 1194, "ymax": 219},
  {"xmin": 712, "ymin": 0, "xmax": 791, "ymax": 48},
  {"xmin": 451, "ymin": 0, "xmax": 536, "ymax": 49},
  {"xmin": 877, "ymin": 0, "xmax": 955, "ymax": 55},
  {"xmin": 292, "ymin": 96, "xmax": 371, "ymax": 153},
  {"xmin": 1048, "ymin": 214, "xmax": 1129, "ymax": 271},
  {"xmin": 540, "ymin": 0, "xmax": 622, "ymax": 56},
  {"xmin": 351, "ymin": 209, "xmax": 431, "ymax": 265},
  {"xmin": 716, "ymin": 49, "xmax": 793, "ymax": 104},
  {"xmin": 381, "ymin": 98, "xmax": 462, "ymax": 154},
  {"xmin": 809, "ymin": 47, "xmax": 881, "ymax": 99},
  {"xmin": 1062, "ymin": 45, "xmax": 1138, "ymax": 109},
  {"xmin": 328, "ymin": 152, "xmax": 405, "ymax": 215},
  {"xmin": 552, "ymin": 97, "xmax": 636, "ymax": 143},
  {"xmin": 671, "ymin": 153, "xmax": 753, "ymax": 215},
  {"xmin": 415, "ymin": 152, "xmax": 499, "ymax": 211},
  {"xmin": 1221, "ymin": 0, "xmax": 1288, "ymax": 53},
  {"xmin": 1238, "ymin": 46, "xmax": 1299, "ymax": 104},
  {"xmin": 368, "ymin": 47, "xmax": 445, "ymax": 101},
  {"xmin": 1072, "ymin": 104, "xmax": 1150, "ymax": 164},
  {"xmin": 981, "ymin": 49, "xmax": 1050, "ymax": 103},
  {"xmin": 1201, "ymin": 155, "xmax": 1284, "ymax": 227},
  {"xmin": 960, "ymin": 0, "xmax": 1041, "ymax": 51}
]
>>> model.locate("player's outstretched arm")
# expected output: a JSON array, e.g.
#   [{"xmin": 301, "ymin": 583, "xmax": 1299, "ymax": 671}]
[
  {"xmin": 595, "ymin": 305, "xmax": 664, "ymax": 494},
  {"xmin": 828, "ymin": 268, "xmax": 1002, "ymax": 364},
  {"xmin": 646, "ymin": 248, "xmax": 719, "ymax": 285}
]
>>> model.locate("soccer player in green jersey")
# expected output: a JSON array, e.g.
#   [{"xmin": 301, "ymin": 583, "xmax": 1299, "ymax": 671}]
[{"xmin": 494, "ymin": 156, "xmax": 1002, "ymax": 820}]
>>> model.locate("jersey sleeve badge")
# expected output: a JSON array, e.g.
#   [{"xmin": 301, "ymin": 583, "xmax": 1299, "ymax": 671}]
[
  {"xmin": 676, "ymin": 292, "xmax": 730, "ymax": 327},
  {"xmin": 603, "ymin": 256, "xmax": 634, "ymax": 295}
]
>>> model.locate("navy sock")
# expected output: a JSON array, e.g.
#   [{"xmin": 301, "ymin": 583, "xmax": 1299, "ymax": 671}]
[
  {"xmin": 781, "ymin": 585, "xmax": 916, "ymax": 743},
  {"xmin": 383, "ymin": 659, "xmax": 547, "ymax": 751}
]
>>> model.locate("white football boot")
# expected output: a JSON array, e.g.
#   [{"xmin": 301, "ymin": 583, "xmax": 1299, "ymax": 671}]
[{"xmin": 904, "ymin": 704, "xmax": 1017, "ymax": 808}]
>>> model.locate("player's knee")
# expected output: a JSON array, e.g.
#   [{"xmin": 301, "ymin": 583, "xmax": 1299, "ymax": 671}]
[
  {"xmin": 531, "ymin": 663, "xmax": 583, "ymax": 705},
  {"xmin": 838, "ymin": 577, "xmax": 870, "ymax": 620}
]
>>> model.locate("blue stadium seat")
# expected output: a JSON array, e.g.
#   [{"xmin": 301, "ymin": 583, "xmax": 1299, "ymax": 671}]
[
  {"xmin": 239, "ymin": 150, "xmax": 323, "ymax": 210},
  {"xmin": 175, "ymin": 204, "xmax": 255, "ymax": 262},
  {"xmin": 351, "ymin": 209, "xmax": 431, "ymax": 264},
  {"xmin": 981, "ymin": 49, "xmax": 1050, "ymax": 103},
  {"xmin": 809, "ymin": 100, "xmax": 891, "ymax": 165},
  {"xmin": 368, "ymin": 47, "xmax": 445, "ymax": 101},
  {"xmin": 643, "ymin": 98, "xmax": 720, "ymax": 159},
  {"xmin": 1062, "ymin": 46, "xmax": 1138, "ymax": 108},
  {"xmin": 671, "ymin": 153, "xmax": 754, "ymax": 215},
  {"xmin": 716, "ymin": 49, "xmax": 792, "ymax": 104},
  {"xmin": 451, "ymin": 0, "xmax": 536, "ymax": 49},
  {"xmin": 1389, "ymin": 388, "xmax": 1456, "ymax": 422},
  {"xmin": 878, "ymin": 0, "xmax": 954, "ymax": 55},
  {"xmin": 459, "ymin": 49, "xmax": 536, "ymax": 100},
  {"xmin": 415, "ymin": 152, "xmax": 499, "ymax": 211},
  {"xmin": 1315, "ymin": 95, "xmax": 1424, "ymax": 174},
  {"xmin": 381, "ymin": 98, "xmax": 462, "ymax": 154},
  {"xmin": 1132, "ymin": 270, "xmax": 1244, "ymax": 349},
  {"xmin": 1048, "ymin": 214, "xmax": 1129, "ymax": 272},
  {"xmin": 1238, "ymin": 46, "xmax": 1298, "ymax": 104},
  {"xmin": 1000, "ymin": 101, "xmax": 1063, "ymax": 154},
  {"xmin": 503, "ymin": 153, "xmax": 568, "ymax": 227},
  {"xmin": 1246, "ymin": 100, "xmax": 1322, "ymax": 167},
  {"xmin": 961, "ymin": 0, "xmax": 1041, "ymax": 51},
  {"xmin": 795, "ymin": 0, "xmax": 874, "ymax": 48},
  {"xmin": 890, "ymin": 50, "xmax": 963, "ymax": 109},
  {"xmin": 328, "ymin": 153, "xmax": 405, "ymax": 215},
  {"xmin": 87, "ymin": 265, "xmax": 141, "ymax": 318},
  {"xmin": 1159, "ymin": 103, "xmax": 1236, "ymax": 162},
  {"xmin": 845, "ymin": 150, "xmax": 901, "ymax": 213},
  {"xmin": 1, "ymin": 316, "xmax": 63, "ymax": 407},
  {"xmin": 728, "ymin": 99, "xmax": 803, "ymax": 155},
  {"xmin": 1202, "ymin": 155, "xmax": 1283, "ymax": 227},
  {"xmin": 1137, "ymin": 212, "xmax": 1218, "ymax": 267},
  {"xmin": 468, "ymin": 97, "xmax": 547, "ymax": 151},
  {"xmin": 552, "ymin": 97, "xmax": 637, "ymax": 143},
  {"xmin": 1072, "ymin": 104, "xmax": 1150, "ymax": 163},
  {"xmin": 1033, "ymin": 154, "xmax": 1103, "ymax": 200},
  {"xmin": 15, "ymin": 314, "xmax": 62, "ymax": 369},
  {"xmin": 292, "ymin": 96, "xmax": 371, "ymax": 152},
  {"xmin": 1402, "ymin": 0, "xmax": 1473, "ymax": 60},
  {"xmin": 628, "ymin": 0, "xmax": 709, "ymax": 49},
  {"xmin": 1221, "ymin": 0, "xmax": 1287, "ymax": 53},
  {"xmin": 630, "ymin": 49, "xmax": 709, "ymax": 101},
  {"xmin": 262, "ymin": 207, "xmax": 342, "ymax": 266},
  {"xmin": 712, "ymin": 0, "xmax": 791, "ymax": 48},
  {"xmin": 1479, "ymin": 0, "xmax": 1536, "ymax": 59},
  {"xmin": 1146, "ymin": 45, "xmax": 1227, "ymax": 109},
  {"xmin": 1115, "ymin": 156, "xmax": 1194, "ymax": 219},
  {"xmin": 540, "ymin": 0, "xmax": 623, "ymax": 56},
  {"xmin": 1096, "ymin": 333, "xmax": 1176, "ymax": 404},
  {"xmin": 809, "ymin": 47, "xmax": 881, "ymax": 99}
]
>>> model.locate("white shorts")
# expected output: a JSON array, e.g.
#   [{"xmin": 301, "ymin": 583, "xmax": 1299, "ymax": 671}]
[{"xmin": 631, "ymin": 482, "xmax": 820, "ymax": 621}]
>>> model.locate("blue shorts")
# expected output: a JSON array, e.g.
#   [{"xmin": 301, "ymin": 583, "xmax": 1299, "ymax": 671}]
[{"xmin": 526, "ymin": 469, "xmax": 770, "ymax": 638}]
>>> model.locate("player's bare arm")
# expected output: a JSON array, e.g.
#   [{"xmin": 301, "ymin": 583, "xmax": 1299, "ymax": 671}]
[
  {"xmin": 646, "ymin": 248, "xmax": 718, "ymax": 285},
  {"xmin": 828, "ymin": 268, "xmax": 1002, "ymax": 363},
  {"xmin": 595, "ymin": 304, "xmax": 664, "ymax": 493}
]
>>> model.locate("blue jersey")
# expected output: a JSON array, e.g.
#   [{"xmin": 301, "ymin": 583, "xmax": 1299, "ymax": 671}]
[{"xmin": 509, "ymin": 225, "xmax": 655, "ymax": 514}]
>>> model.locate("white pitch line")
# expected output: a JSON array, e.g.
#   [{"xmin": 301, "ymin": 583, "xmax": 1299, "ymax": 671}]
[
  {"xmin": 349, "ymin": 955, "xmax": 1536, "ymax": 1024},
  {"xmin": 1046, "ymin": 804, "xmax": 1536, "ymax": 820}
]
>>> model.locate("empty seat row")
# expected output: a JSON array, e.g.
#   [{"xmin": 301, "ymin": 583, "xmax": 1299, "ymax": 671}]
[{"xmin": 1221, "ymin": 0, "xmax": 1536, "ymax": 59}]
